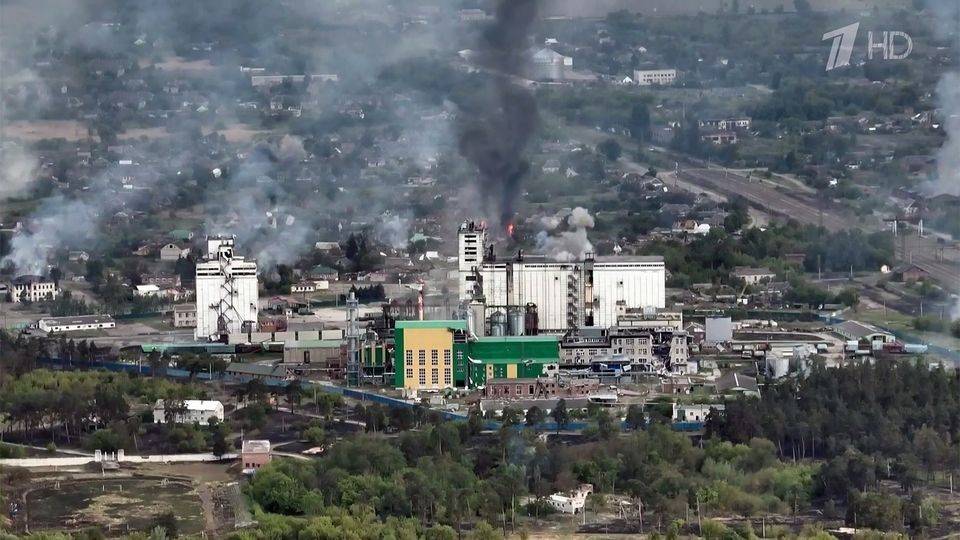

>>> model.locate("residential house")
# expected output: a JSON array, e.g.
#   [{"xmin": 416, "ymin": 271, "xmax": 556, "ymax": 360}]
[
  {"xmin": 895, "ymin": 264, "xmax": 930, "ymax": 282},
  {"xmin": 173, "ymin": 304, "xmax": 197, "ymax": 328},
  {"xmin": 548, "ymin": 484, "xmax": 593, "ymax": 514},
  {"xmin": 673, "ymin": 403, "xmax": 724, "ymax": 423},
  {"xmin": 733, "ymin": 267, "xmax": 776, "ymax": 285},
  {"xmin": 152, "ymin": 399, "xmax": 224, "ymax": 424},
  {"xmin": 701, "ymin": 130, "xmax": 738, "ymax": 145},
  {"xmin": 241, "ymin": 440, "xmax": 272, "ymax": 473},
  {"xmin": 159, "ymin": 243, "xmax": 188, "ymax": 261}
]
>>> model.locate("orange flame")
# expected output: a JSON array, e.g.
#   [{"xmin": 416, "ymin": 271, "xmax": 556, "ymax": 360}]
[{"xmin": 506, "ymin": 223, "xmax": 515, "ymax": 238}]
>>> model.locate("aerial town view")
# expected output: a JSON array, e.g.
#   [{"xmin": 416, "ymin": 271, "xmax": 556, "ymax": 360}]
[{"xmin": 1, "ymin": 0, "xmax": 959, "ymax": 538}]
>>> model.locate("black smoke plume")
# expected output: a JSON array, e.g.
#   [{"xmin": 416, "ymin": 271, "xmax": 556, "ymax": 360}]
[{"xmin": 457, "ymin": 0, "xmax": 539, "ymax": 226}]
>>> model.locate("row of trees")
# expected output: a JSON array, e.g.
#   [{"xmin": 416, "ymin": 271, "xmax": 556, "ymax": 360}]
[{"xmin": 244, "ymin": 418, "xmax": 823, "ymax": 537}]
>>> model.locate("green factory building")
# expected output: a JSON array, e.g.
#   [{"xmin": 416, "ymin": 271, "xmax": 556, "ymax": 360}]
[{"xmin": 393, "ymin": 320, "xmax": 559, "ymax": 392}]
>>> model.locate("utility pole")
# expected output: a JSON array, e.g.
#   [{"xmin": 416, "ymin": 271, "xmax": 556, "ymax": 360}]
[
  {"xmin": 638, "ymin": 497, "xmax": 643, "ymax": 535},
  {"xmin": 696, "ymin": 495, "xmax": 702, "ymax": 533}
]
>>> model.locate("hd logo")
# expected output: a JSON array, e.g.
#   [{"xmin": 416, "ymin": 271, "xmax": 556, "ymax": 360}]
[{"xmin": 822, "ymin": 22, "xmax": 913, "ymax": 71}]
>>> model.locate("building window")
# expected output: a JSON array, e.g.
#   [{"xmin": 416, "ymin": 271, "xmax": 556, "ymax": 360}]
[
  {"xmin": 431, "ymin": 369, "xmax": 439, "ymax": 385},
  {"xmin": 516, "ymin": 385, "xmax": 522, "ymax": 394},
  {"xmin": 443, "ymin": 350, "xmax": 452, "ymax": 365},
  {"xmin": 405, "ymin": 350, "xmax": 413, "ymax": 366},
  {"xmin": 418, "ymin": 369, "xmax": 426, "ymax": 385},
  {"xmin": 303, "ymin": 351, "xmax": 311, "ymax": 364},
  {"xmin": 406, "ymin": 368, "xmax": 413, "ymax": 379},
  {"xmin": 418, "ymin": 350, "xmax": 426, "ymax": 365},
  {"xmin": 431, "ymin": 350, "xmax": 439, "ymax": 365},
  {"xmin": 444, "ymin": 368, "xmax": 452, "ymax": 384},
  {"xmin": 528, "ymin": 385, "xmax": 534, "ymax": 395},
  {"xmin": 456, "ymin": 351, "xmax": 464, "ymax": 361}
]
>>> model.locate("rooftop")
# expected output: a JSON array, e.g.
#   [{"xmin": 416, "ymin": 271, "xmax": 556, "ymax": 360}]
[
  {"xmin": 733, "ymin": 266, "xmax": 775, "ymax": 276},
  {"xmin": 13, "ymin": 275, "xmax": 51, "ymax": 285},
  {"xmin": 716, "ymin": 371, "xmax": 759, "ymax": 394},
  {"xmin": 832, "ymin": 320, "xmax": 892, "ymax": 340},
  {"xmin": 395, "ymin": 320, "xmax": 468, "ymax": 331},
  {"xmin": 242, "ymin": 440, "xmax": 271, "ymax": 453},
  {"xmin": 153, "ymin": 399, "xmax": 222, "ymax": 411},
  {"xmin": 40, "ymin": 315, "xmax": 114, "ymax": 325}
]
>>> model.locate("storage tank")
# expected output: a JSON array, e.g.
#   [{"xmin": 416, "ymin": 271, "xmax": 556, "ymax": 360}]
[
  {"xmin": 468, "ymin": 301, "xmax": 486, "ymax": 337},
  {"xmin": 765, "ymin": 352, "xmax": 789, "ymax": 379},
  {"xmin": 524, "ymin": 303, "xmax": 539, "ymax": 336},
  {"xmin": 489, "ymin": 311, "xmax": 507, "ymax": 337},
  {"xmin": 508, "ymin": 307, "xmax": 525, "ymax": 336}
]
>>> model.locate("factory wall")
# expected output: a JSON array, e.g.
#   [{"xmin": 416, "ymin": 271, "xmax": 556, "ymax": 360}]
[
  {"xmin": 511, "ymin": 264, "xmax": 579, "ymax": 331},
  {"xmin": 592, "ymin": 262, "xmax": 666, "ymax": 327}
]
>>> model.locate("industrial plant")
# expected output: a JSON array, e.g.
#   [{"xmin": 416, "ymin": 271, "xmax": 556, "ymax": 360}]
[{"xmin": 457, "ymin": 220, "xmax": 666, "ymax": 334}]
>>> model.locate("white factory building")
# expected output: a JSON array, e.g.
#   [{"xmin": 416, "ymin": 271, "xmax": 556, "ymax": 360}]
[
  {"xmin": 195, "ymin": 236, "xmax": 259, "ymax": 340},
  {"xmin": 457, "ymin": 222, "xmax": 666, "ymax": 333}
]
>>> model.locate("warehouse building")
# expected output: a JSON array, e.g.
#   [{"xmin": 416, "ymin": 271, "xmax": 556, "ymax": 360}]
[
  {"xmin": 282, "ymin": 339, "xmax": 346, "ymax": 378},
  {"xmin": 393, "ymin": 320, "xmax": 559, "ymax": 392},
  {"xmin": 38, "ymin": 315, "xmax": 116, "ymax": 333}
]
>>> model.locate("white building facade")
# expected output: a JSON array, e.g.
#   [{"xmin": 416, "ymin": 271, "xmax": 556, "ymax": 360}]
[
  {"xmin": 153, "ymin": 399, "xmax": 225, "ymax": 424},
  {"xmin": 10, "ymin": 276, "xmax": 59, "ymax": 303},
  {"xmin": 195, "ymin": 236, "xmax": 259, "ymax": 340},
  {"xmin": 634, "ymin": 68, "xmax": 677, "ymax": 86}
]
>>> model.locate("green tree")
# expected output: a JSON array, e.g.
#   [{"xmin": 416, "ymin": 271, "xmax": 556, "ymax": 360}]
[
  {"xmin": 552, "ymin": 399, "xmax": 569, "ymax": 432},
  {"xmin": 597, "ymin": 138, "xmax": 622, "ymax": 161},
  {"xmin": 525, "ymin": 406, "xmax": 545, "ymax": 429},
  {"xmin": 625, "ymin": 404, "xmax": 645, "ymax": 431}
]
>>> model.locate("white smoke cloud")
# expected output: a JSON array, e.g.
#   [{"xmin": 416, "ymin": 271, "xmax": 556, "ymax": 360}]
[
  {"xmin": 0, "ymin": 143, "xmax": 39, "ymax": 199},
  {"xmin": 376, "ymin": 214, "xmax": 411, "ymax": 250},
  {"xmin": 277, "ymin": 135, "xmax": 307, "ymax": 163},
  {"xmin": 535, "ymin": 206, "xmax": 595, "ymax": 261},
  {"xmin": 4, "ymin": 197, "xmax": 99, "ymax": 275}
]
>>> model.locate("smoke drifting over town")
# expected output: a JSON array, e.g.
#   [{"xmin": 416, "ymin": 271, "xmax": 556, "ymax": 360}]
[
  {"xmin": 0, "ymin": 0, "xmax": 465, "ymax": 275},
  {"xmin": 457, "ymin": 0, "xmax": 540, "ymax": 227}
]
